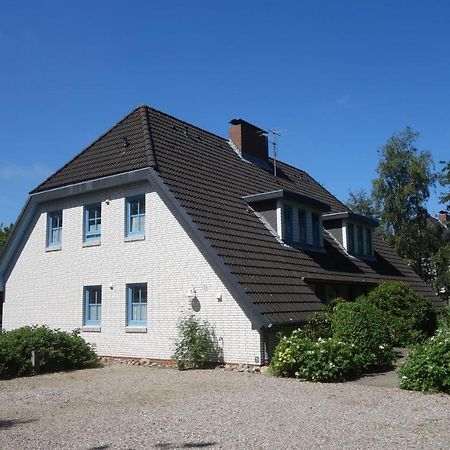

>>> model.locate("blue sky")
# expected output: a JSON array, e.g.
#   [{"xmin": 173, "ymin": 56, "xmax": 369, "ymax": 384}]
[{"xmin": 0, "ymin": 0, "xmax": 449, "ymax": 225}]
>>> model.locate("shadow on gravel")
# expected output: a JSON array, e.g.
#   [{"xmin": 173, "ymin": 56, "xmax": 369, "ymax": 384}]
[
  {"xmin": 0, "ymin": 418, "xmax": 37, "ymax": 429},
  {"xmin": 154, "ymin": 442, "xmax": 217, "ymax": 449}
]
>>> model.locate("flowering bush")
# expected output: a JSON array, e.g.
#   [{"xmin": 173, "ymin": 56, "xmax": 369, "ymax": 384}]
[
  {"xmin": 302, "ymin": 310, "xmax": 333, "ymax": 341},
  {"xmin": 332, "ymin": 298, "xmax": 395, "ymax": 369},
  {"xmin": 398, "ymin": 329, "xmax": 450, "ymax": 394},
  {"xmin": 270, "ymin": 330, "xmax": 363, "ymax": 382},
  {"xmin": 366, "ymin": 282, "xmax": 436, "ymax": 345}
]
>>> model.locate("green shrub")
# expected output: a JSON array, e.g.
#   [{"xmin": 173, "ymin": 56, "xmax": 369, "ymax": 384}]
[
  {"xmin": 0, "ymin": 326, "xmax": 97, "ymax": 379},
  {"xmin": 332, "ymin": 298, "xmax": 395, "ymax": 369},
  {"xmin": 302, "ymin": 310, "xmax": 333, "ymax": 341},
  {"xmin": 270, "ymin": 330, "xmax": 363, "ymax": 382},
  {"xmin": 398, "ymin": 329, "xmax": 450, "ymax": 394},
  {"xmin": 437, "ymin": 307, "xmax": 450, "ymax": 332},
  {"xmin": 366, "ymin": 282, "xmax": 436, "ymax": 345},
  {"xmin": 173, "ymin": 315, "xmax": 218, "ymax": 370},
  {"xmin": 302, "ymin": 298, "xmax": 347, "ymax": 341}
]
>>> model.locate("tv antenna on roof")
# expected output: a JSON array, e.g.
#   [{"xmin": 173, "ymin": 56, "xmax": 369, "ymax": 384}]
[{"xmin": 267, "ymin": 128, "xmax": 287, "ymax": 178}]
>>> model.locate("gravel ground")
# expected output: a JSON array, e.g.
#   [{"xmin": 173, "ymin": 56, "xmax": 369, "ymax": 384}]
[{"xmin": 0, "ymin": 365, "xmax": 449, "ymax": 450}]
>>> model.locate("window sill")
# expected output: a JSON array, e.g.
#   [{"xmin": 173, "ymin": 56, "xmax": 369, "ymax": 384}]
[
  {"xmin": 124, "ymin": 235, "xmax": 145, "ymax": 243},
  {"xmin": 46, "ymin": 245, "xmax": 61, "ymax": 252},
  {"xmin": 125, "ymin": 327, "xmax": 147, "ymax": 333},
  {"xmin": 82, "ymin": 326, "xmax": 101, "ymax": 332},
  {"xmin": 83, "ymin": 240, "xmax": 101, "ymax": 248}
]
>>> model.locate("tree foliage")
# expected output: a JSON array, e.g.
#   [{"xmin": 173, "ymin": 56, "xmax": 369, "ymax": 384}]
[
  {"xmin": 347, "ymin": 127, "xmax": 449, "ymax": 292},
  {"xmin": 372, "ymin": 127, "xmax": 435, "ymax": 237},
  {"xmin": 0, "ymin": 223, "xmax": 13, "ymax": 251},
  {"xmin": 346, "ymin": 189, "xmax": 378, "ymax": 219},
  {"xmin": 438, "ymin": 160, "xmax": 450, "ymax": 209},
  {"xmin": 431, "ymin": 242, "xmax": 450, "ymax": 303}
]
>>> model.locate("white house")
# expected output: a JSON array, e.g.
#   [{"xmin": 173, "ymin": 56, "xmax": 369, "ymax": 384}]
[{"xmin": 0, "ymin": 105, "xmax": 442, "ymax": 365}]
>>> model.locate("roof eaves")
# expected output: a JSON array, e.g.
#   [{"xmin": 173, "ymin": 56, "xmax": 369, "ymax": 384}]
[
  {"xmin": 243, "ymin": 189, "xmax": 331, "ymax": 212},
  {"xmin": 323, "ymin": 211, "xmax": 379, "ymax": 227}
]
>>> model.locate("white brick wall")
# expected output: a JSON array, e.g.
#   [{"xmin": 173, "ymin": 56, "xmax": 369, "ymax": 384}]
[{"xmin": 3, "ymin": 182, "xmax": 262, "ymax": 364}]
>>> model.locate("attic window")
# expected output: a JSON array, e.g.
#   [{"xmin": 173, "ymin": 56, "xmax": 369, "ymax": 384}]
[
  {"xmin": 323, "ymin": 211, "xmax": 378, "ymax": 259},
  {"xmin": 242, "ymin": 189, "xmax": 330, "ymax": 251},
  {"xmin": 345, "ymin": 221, "xmax": 374, "ymax": 258},
  {"xmin": 283, "ymin": 202, "xmax": 324, "ymax": 249}
]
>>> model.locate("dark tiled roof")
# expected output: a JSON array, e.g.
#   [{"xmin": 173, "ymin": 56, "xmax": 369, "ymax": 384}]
[
  {"xmin": 32, "ymin": 107, "xmax": 157, "ymax": 193},
  {"xmin": 33, "ymin": 105, "xmax": 443, "ymax": 324}
]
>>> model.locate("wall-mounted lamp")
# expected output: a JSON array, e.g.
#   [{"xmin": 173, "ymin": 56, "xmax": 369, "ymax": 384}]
[
  {"xmin": 186, "ymin": 287, "xmax": 196, "ymax": 299},
  {"xmin": 109, "ymin": 282, "xmax": 114, "ymax": 290},
  {"xmin": 216, "ymin": 293, "xmax": 223, "ymax": 302},
  {"xmin": 105, "ymin": 199, "xmax": 111, "ymax": 205}
]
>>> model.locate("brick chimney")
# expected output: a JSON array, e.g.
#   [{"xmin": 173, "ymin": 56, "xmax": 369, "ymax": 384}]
[
  {"xmin": 438, "ymin": 210, "xmax": 449, "ymax": 225},
  {"xmin": 229, "ymin": 119, "xmax": 268, "ymax": 161}
]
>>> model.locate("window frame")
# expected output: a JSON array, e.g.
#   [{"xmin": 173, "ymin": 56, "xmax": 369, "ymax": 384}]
[
  {"xmin": 357, "ymin": 225, "xmax": 364, "ymax": 255},
  {"xmin": 84, "ymin": 285, "xmax": 102, "ymax": 326},
  {"xmin": 311, "ymin": 213, "xmax": 320, "ymax": 247},
  {"xmin": 283, "ymin": 204, "xmax": 293, "ymax": 242},
  {"xmin": 84, "ymin": 203, "xmax": 102, "ymax": 242},
  {"xmin": 127, "ymin": 283, "xmax": 148, "ymax": 327},
  {"xmin": 366, "ymin": 227, "xmax": 373, "ymax": 256},
  {"xmin": 126, "ymin": 195, "xmax": 146, "ymax": 237},
  {"xmin": 298, "ymin": 209, "xmax": 307, "ymax": 244},
  {"xmin": 347, "ymin": 223, "xmax": 355, "ymax": 254},
  {"xmin": 47, "ymin": 210, "xmax": 63, "ymax": 248}
]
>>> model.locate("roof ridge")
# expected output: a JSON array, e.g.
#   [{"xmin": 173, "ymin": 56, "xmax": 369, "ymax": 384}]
[
  {"xmin": 30, "ymin": 105, "xmax": 142, "ymax": 194},
  {"xmin": 142, "ymin": 103, "xmax": 229, "ymax": 143},
  {"xmin": 139, "ymin": 106, "xmax": 158, "ymax": 170}
]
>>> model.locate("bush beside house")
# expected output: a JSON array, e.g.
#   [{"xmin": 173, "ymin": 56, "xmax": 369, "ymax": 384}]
[
  {"xmin": 173, "ymin": 315, "xmax": 219, "ymax": 370},
  {"xmin": 0, "ymin": 326, "xmax": 97, "ymax": 379},
  {"xmin": 332, "ymin": 298, "xmax": 394, "ymax": 369},
  {"xmin": 366, "ymin": 282, "xmax": 436, "ymax": 345},
  {"xmin": 270, "ymin": 282, "xmax": 441, "ymax": 383},
  {"xmin": 269, "ymin": 330, "xmax": 364, "ymax": 382},
  {"xmin": 270, "ymin": 297, "xmax": 395, "ymax": 382}
]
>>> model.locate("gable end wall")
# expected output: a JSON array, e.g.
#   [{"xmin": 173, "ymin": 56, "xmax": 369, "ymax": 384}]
[{"xmin": 3, "ymin": 182, "xmax": 262, "ymax": 364}]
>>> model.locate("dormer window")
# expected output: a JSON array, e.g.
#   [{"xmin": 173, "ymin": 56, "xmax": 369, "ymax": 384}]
[
  {"xmin": 312, "ymin": 213, "xmax": 321, "ymax": 247},
  {"xmin": 283, "ymin": 203, "xmax": 324, "ymax": 248},
  {"xmin": 346, "ymin": 222, "xmax": 374, "ymax": 257},
  {"xmin": 243, "ymin": 189, "xmax": 331, "ymax": 251},
  {"xmin": 284, "ymin": 204, "xmax": 293, "ymax": 241},
  {"xmin": 323, "ymin": 211, "xmax": 378, "ymax": 259},
  {"xmin": 298, "ymin": 209, "xmax": 307, "ymax": 243}
]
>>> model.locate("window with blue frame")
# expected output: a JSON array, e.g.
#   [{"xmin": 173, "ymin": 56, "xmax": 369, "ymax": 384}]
[
  {"xmin": 84, "ymin": 204, "xmax": 101, "ymax": 241},
  {"xmin": 312, "ymin": 213, "xmax": 320, "ymax": 247},
  {"xmin": 357, "ymin": 225, "xmax": 364, "ymax": 255},
  {"xmin": 298, "ymin": 209, "xmax": 307, "ymax": 243},
  {"xmin": 366, "ymin": 228, "xmax": 373, "ymax": 255},
  {"xmin": 47, "ymin": 210, "xmax": 63, "ymax": 247},
  {"xmin": 84, "ymin": 286, "xmax": 102, "ymax": 326},
  {"xmin": 127, "ymin": 283, "xmax": 147, "ymax": 326},
  {"xmin": 126, "ymin": 196, "xmax": 145, "ymax": 237},
  {"xmin": 347, "ymin": 223, "xmax": 354, "ymax": 254},
  {"xmin": 283, "ymin": 205, "xmax": 293, "ymax": 241}
]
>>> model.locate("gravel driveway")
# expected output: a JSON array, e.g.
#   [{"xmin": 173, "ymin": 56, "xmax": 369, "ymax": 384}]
[{"xmin": 0, "ymin": 364, "xmax": 449, "ymax": 450}]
